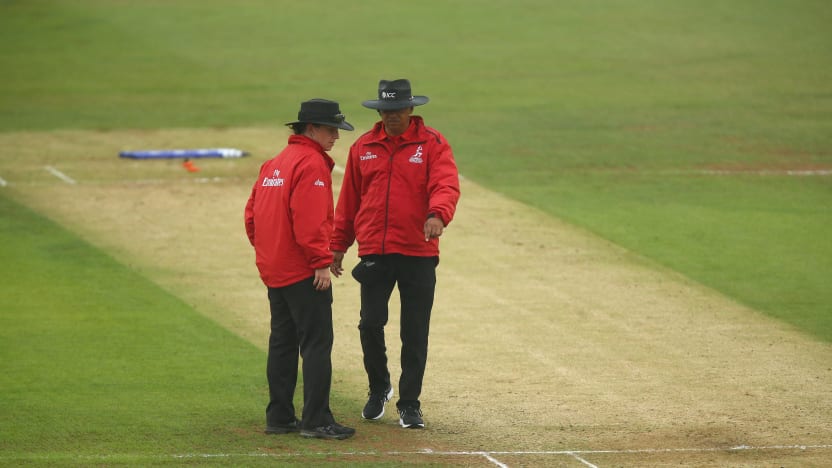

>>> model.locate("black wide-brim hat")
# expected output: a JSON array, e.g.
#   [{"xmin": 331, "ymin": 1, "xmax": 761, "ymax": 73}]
[
  {"xmin": 285, "ymin": 98, "xmax": 354, "ymax": 131},
  {"xmin": 362, "ymin": 79, "xmax": 429, "ymax": 111}
]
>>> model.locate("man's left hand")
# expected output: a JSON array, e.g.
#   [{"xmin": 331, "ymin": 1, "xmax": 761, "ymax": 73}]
[
  {"xmin": 424, "ymin": 217, "xmax": 445, "ymax": 241},
  {"xmin": 313, "ymin": 267, "xmax": 331, "ymax": 290}
]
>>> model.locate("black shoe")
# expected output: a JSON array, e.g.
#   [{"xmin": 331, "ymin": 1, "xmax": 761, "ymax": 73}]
[
  {"xmin": 265, "ymin": 417, "xmax": 300, "ymax": 434},
  {"xmin": 398, "ymin": 406, "xmax": 425, "ymax": 429},
  {"xmin": 300, "ymin": 422, "xmax": 356, "ymax": 440},
  {"xmin": 362, "ymin": 385, "xmax": 393, "ymax": 420}
]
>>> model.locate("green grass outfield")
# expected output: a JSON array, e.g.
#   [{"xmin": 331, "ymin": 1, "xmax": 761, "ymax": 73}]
[
  {"xmin": 1, "ymin": 0, "xmax": 831, "ymax": 464},
  {"xmin": 0, "ymin": 195, "xmax": 257, "ymax": 464},
  {"xmin": 0, "ymin": 193, "xmax": 380, "ymax": 466},
  {"xmin": 0, "ymin": 195, "xmax": 227, "ymax": 459}
]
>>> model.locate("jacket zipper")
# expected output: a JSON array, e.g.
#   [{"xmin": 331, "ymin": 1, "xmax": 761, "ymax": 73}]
[
  {"xmin": 381, "ymin": 151, "xmax": 394, "ymax": 254},
  {"xmin": 379, "ymin": 139, "xmax": 426, "ymax": 255}
]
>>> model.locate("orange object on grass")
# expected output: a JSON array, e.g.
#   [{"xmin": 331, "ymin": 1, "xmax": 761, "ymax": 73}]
[{"xmin": 183, "ymin": 159, "xmax": 200, "ymax": 172}]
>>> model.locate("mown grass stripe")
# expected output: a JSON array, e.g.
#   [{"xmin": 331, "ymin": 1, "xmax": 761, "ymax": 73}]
[{"xmin": 0, "ymin": 193, "xmax": 269, "ymax": 457}]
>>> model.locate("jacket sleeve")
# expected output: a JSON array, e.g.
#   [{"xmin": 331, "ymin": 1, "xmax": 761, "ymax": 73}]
[
  {"xmin": 427, "ymin": 137, "xmax": 460, "ymax": 226},
  {"xmin": 244, "ymin": 183, "xmax": 257, "ymax": 246},
  {"xmin": 290, "ymin": 162, "xmax": 334, "ymax": 270},
  {"xmin": 331, "ymin": 144, "xmax": 361, "ymax": 252}
]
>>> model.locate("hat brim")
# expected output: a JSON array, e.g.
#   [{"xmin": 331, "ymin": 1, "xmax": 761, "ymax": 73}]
[
  {"xmin": 361, "ymin": 96, "xmax": 429, "ymax": 110},
  {"xmin": 285, "ymin": 120, "xmax": 354, "ymax": 131}
]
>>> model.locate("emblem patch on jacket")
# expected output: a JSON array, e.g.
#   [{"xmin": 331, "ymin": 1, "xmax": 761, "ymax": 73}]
[{"xmin": 409, "ymin": 145, "xmax": 424, "ymax": 164}]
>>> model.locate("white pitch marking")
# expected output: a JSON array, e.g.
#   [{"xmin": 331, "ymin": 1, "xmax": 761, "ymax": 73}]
[
  {"xmin": 572, "ymin": 168, "xmax": 832, "ymax": 177},
  {"xmin": 160, "ymin": 444, "xmax": 831, "ymax": 458},
  {"xmin": 5, "ymin": 444, "xmax": 831, "ymax": 464},
  {"xmin": 0, "ymin": 176, "xmax": 7, "ymax": 187},
  {"xmin": 699, "ymin": 169, "xmax": 832, "ymax": 176},
  {"xmin": 568, "ymin": 451, "xmax": 600, "ymax": 468},
  {"xmin": 485, "ymin": 443, "xmax": 832, "ymax": 455},
  {"xmin": 194, "ymin": 177, "xmax": 224, "ymax": 184},
  {"xmin": 44, "ymin": 166, "xmax": 77, "ymax": 184},
  {"xmin": 479, "ymin": 452, "xmax": 509, "ymax": 468}
]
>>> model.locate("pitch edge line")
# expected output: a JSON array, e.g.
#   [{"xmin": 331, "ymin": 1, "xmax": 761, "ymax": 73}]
[
  {"xmin": 44, "ymin": 165, "xmax": 77, "ymax": 185},
  {"xmin": 475, "ymin": 451, "xmax": 510, "ymax": 468},
  {"xmin": 482, "ymin": 444, "xmax": 832, "ymax": 455},
  {"xmin": 166, "ymin": 443, "xmax": 832, "ymax": 460}
]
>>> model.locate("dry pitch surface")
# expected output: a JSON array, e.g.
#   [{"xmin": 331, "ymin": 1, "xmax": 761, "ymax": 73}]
[{"xmin": 2, "ymin": 127, "xmax": 831, "ymax": 466}]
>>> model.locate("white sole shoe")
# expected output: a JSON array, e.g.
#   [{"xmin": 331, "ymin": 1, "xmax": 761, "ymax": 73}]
[{"xmin": 362, "ymin": 386, "xmax": 394, "ymax": 420}]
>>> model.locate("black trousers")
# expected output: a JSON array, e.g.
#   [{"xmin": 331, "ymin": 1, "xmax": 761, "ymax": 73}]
[
  {"xmin": 266, "ymin": 277, "xmax": 335, "ymax": 429},
  {"xmin": 358, "ymin": 254, "xmax": 437, "ymax": 409}
]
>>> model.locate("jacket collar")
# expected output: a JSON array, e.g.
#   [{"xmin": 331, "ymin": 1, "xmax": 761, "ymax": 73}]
[
  {"xmin": 367, "ymin": 115, "xmax": 425, "ymax": 144},
  {"xmin": 288, "ymin": 134, "xmax": 335, "ymax": 170}
]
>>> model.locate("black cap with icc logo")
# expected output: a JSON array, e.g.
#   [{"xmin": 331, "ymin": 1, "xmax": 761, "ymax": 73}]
[{"xmin": 362, "ymin": 79, "xmax": 429, "ymax": 111}]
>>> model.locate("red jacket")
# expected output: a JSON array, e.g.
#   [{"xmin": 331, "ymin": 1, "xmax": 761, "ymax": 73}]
[
  {"xmin": 245, "ymin": 135, "xmax": 335, "ymax": 288},
  {"xmin": 332, "ymin": 116, "xmax": 460, "ymax": 257}
]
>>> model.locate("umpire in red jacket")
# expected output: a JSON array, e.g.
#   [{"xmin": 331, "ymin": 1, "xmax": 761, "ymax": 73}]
[
  {"xmin": 245, "ymin": 99, "xmax": 355, "ymax": 440},
  {"xmin": 330, "ymin": 79, "xmax": 461, "ymax": 429}
]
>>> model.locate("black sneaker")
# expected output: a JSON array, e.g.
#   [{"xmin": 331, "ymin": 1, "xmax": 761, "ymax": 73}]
[
  {"xmin": 265, "ymin": 417, "xmax": 300, "ymax": 434},
  {"xmin": 300, "ymin": 422, "xmax": 356, "ymax": 440},
  {"xmin": 362, "ymin": 385, "xmax": 393, "ymax": 420},
  {"xmin": 398, "ymin": 406, "xmax": 425, "ymax": 429}
]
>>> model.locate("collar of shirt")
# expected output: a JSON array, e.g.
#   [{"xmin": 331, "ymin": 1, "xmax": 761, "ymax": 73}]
[
  {"xmin": 368, "ymin": 116, "xmax": 423, "ymax": 144},
  {"xmin": 287, "ymin": 134, "xmax": 335, "ymax": 170}
]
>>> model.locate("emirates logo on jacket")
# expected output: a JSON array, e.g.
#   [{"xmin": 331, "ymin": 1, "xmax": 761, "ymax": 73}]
[{"xmin": 262, "ymin": 169, "xmax": 284, "ymax": 187}]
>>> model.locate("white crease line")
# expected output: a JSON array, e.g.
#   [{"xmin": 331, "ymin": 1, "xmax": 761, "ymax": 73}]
[
  {"xmin": 174, "ymin": 444, "xmax": 832, "ymax": 458},
  {"xmin": 484, "ymin": 444, "xmax": 832, "ymax": 455},
  {"xmin": 568, "ymin": 452, "xmax": 600, "ymax": 468},
  {"xmin": 116, "ymin": 177, "xmax": 230, "ymax": 185},
  {"xmin": 698, "ymin": 169, "xmax": 832, "ymax": 176},
  {"xmin": 44, "ymin": 166, "xmax": 77, "ymax": 185},
  {"xmin": 649, "ymin": 169, "xmax": 832, "ymax": 177},
  {"xmin": 0, "ymin": 176, "xmax": 7, "ymax": 187},
  {"xmin": 566, "ymin": 168, "xmax": 832, "ymax": 177},
  {"xmin": 479, "ymin": 452, "xmax": 509, "ymax": 467},
  {"xmin": 8, "ymin": 177, "xmax": 242, "ymax": 187}
]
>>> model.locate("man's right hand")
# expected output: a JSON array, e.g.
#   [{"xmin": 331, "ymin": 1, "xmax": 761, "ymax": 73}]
[{"xmin": 330, "ymin": 251, "xmax": 345, "ymax": 277}]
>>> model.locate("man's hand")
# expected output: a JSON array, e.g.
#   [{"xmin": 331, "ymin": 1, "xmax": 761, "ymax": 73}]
[
  {"xmin": 313, "ymin": 267, "xmax": 331, "ymax": 290},
  {"xmin": 330, "ymin": 251, "xmax": 345, "ymax": 277},
  {"xmin": 424, "ymin": 217, "xmax": 445, "ymax": 241}
]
